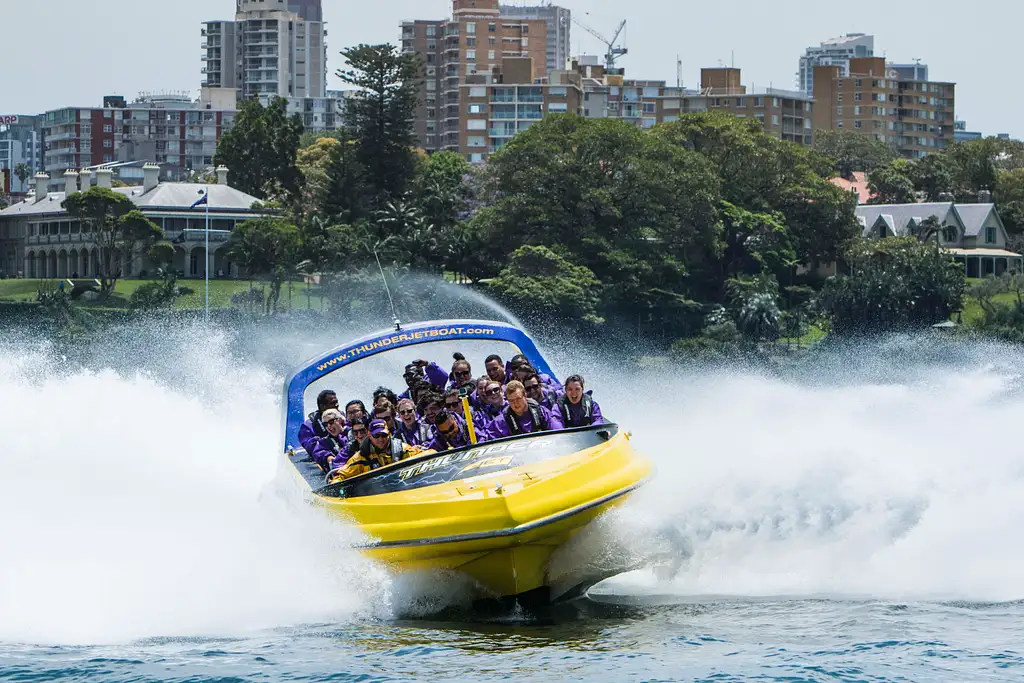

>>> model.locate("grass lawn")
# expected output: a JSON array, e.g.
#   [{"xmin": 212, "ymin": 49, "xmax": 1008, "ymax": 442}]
[
  {"xmin": 777, "ymin": 324, "xmax": 828, "ymax": 349},
  {"xmin": 0, "ymin": 278, "xmax": 327, "ymax": 311}
]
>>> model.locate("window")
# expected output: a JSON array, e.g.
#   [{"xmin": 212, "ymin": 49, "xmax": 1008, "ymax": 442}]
[
  {"xmin": 466, "ymin": 119, "xmax": 486, "ymax": 130},
  {"xmin": 642, "ymin": 102, "xmax": 656, "ymax": 114},
  {"xmin": 467, "ymin": 136, "xmax": 486, "ymax": 148},
  {"xmin": 103, "ymin": 110, "xmax": 112, "ymax": 118},
  {"xmin": 103, "ymin": 124, "xmax": 112, "ymax": 133},
  {"xmin": 466, "ymin": 50, "xmax": 475, "ymax": 61},
  {"xmin": 469, "ymin": 86, "xmax": 486, "ymax": 98},
  {"xmin": 753, "ymin": 96, "xmax": 763, "ymax": 107},
  {"xmin": 468, "ymin": 104, "xmax": 485, "ymax": 114},
  {"xmin": 488, "ymin": 50, "xmax": 496, "ymax": 60},
  {"xmin": 838, "ymin": 94, "xmax": 843, "ymax": 103},
  {"xmin": 426, "ymin": 25, "xmax": 436, "ymax": 37},
  {"xmin": 103, "ymin": 139, "xmax": 112, "ymax": 148},
  {"xmin": 855, "ymin": 92, "xmax": 862, "ymax": 101},
  {"xmin": 855, "ymin": 79, "xmax": 862, "ymax": 87},
  {"xmin": 854, "ymin": 120, "xmax": 862, "ymax": 129},
  {"xmin": 469, "ymin": 153, "xmax": 484, "ymax": 163},
  {"xmin": 986, "ymin": 227, "xmax": 997, "ymax": 244},
  {"xmin": 548, "ymin": 102, "xmax": 568, "ymax": 113},
  {"xmin": 943, "ymin": 227, "xmax": 958, "ymax": 243},
  {"xmin": 465, "ymin": 22, "xmax": 476, "ymax": 34},
  {"xmin": 489, "ymin": 23, "xmax": 496, "ymax": 32},
  {"xmin": 771, "ymin": 114, "xmax": 779, "ymax": 125}
]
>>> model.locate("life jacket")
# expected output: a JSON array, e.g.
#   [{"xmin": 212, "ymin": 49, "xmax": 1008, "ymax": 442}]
[
  {"xmin": 397, "ymin": 420, "xmax": 433, "ymax": 446},
  {"xmin": 557, "ymin": 393, "xmax": 595, "ymax": 427},
  {"xmin": 307, "ymin": 410, "xmax": 328, "ymax": 438},
  {"xmin": 504, "ymin": 399, "xmax": 550, "ymax": 435},
  {"xmin": 357, "ymin": 436, "xmax": 406, "ymax": 469}
]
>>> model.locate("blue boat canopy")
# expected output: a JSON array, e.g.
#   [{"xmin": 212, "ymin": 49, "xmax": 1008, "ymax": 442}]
[{"xmin": 282, "ymin": 319, "xmax": 556, "ymax": 453}]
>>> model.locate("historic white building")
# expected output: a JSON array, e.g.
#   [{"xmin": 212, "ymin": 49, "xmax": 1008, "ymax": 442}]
[{"xmin": 0, "ymin": 165, "xmax": 264, "ymax": 279}]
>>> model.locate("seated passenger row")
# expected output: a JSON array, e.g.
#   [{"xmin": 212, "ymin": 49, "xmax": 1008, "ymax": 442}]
[{"xmin": 296, "ymin": 352, "xmax": 606, "ymax": 478}]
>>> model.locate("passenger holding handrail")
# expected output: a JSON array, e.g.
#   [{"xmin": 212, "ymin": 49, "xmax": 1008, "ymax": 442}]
[
  {"xmin": 395, "ymin": 398, "xmax": 433, "ymax": 446},
  {"xmin": 330, "ymin": 419, "xmax": 422, "ymax": 481},
  {"xmin": 426, "ymin": 411, "xmax": 474, "ymax": 452},
  {"xmin": 310, "ymin": 408, "xmax": 350, "ymax": 470},
  {"xmin": 298, "ymin": 389, "xmax": 338, "ymax": 454}
]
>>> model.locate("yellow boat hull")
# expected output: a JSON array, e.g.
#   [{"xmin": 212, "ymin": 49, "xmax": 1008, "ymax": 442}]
[{"xmin": 304, "ymin": 430, "xmax": 651, "ymax": 601}]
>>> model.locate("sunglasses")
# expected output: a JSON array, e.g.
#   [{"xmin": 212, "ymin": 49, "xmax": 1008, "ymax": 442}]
[
  {"xmin": 325, "ymin": 418, "xmax": 340, "ymax": 426},
  {"xmin": 399, "ymin": 408, "xmax": 416, "ymax": 416},
  {"xmin": 525, "ymin": 384, "xmax": 541, "ymax": 391},
  {"xmin": 440, "ymin": 423, "xmax": 457, "ymax": 436},
  {"xmin": 454, "ymin": 369, "xmax": 471, "ymax": 377},
  {"xmin": 445, "ymin": 400, "xmax": 461, "ymax": 408},
  {"xmin": 484, "ymin": 388, "xmax": 502, "ymax": 396},
  {"xmin": 352, "ymin": 428, "xmax": 368, "ymax": 436}
]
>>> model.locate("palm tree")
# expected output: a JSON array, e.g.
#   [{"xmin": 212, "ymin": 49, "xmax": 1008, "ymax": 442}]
[{"xmin": 13, "ymin": 163, "xmax": 31, "ymax": 188}]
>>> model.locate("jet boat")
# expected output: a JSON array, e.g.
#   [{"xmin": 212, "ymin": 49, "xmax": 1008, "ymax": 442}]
[{"xmin": 282, "ymin": 320, "xmax": 653, "ymax": 604}]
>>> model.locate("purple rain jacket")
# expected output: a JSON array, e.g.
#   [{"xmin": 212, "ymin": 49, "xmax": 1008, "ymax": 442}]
[
  {"xmin": 485, "ymin": 401, "xmax": 564, "ymax": 440},
  {"xmin": 425, "ymin": 421, "xmax": 474, "ymax": 452},
  {"xmin": 556, "ymin": 392, "xmax": 606, "ymax": 427},
  {"xmin": 310, "ymin": 433, "xmax": 349, "ymax": 470},
  {"xmin": 298, "ymin": 411, "xmax": 328, "ymax": 454}
]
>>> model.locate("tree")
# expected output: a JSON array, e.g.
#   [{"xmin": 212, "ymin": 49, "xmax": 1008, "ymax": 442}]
[
  {"xmin": 478, "ymin": 114, "xmax": 720, "ymax": 333},
  {"xmin": 322, "ymin": 132, "xmax": 370, "ymax": 224},
  {"xmin": 944, "ymin": 137, "xmax": 1024, "ymax": 201},
  {"xmin": 296, "ymin": 136, "xmax": 341, "ymax": 218},
  {"xmin": 909, "ymin": 153, "xmax": 954, "ymax": 201},
  {"xmin": 226, "ymin": 217, "xmax": 301, "ymax": 314},
  {"xmin": 13, "ymin": 163, "xmax": 31, "ymax": 186},
  {"xmin": 868, "ymin": 159, "xmax": 917, "ymax": 204},
  {"xmin": 813, "ymin": 130, "xmax": 896, "ymax": 177},
  {"xmin": 213, "ymin": 97, "xmax": 303, "ymax": 203},
  {"xmin": 994, "ymin": 168, "xmax": 1024, "ymax": 235},
  {"xmin": 817, "ymin": 237, "xmax": 965, "ymax": 334},
  {"xmin": 337, "ymin": 44, "xmax": 422, "ymax": 205},
  {"xmin": 62, "ymin": 187, "xmax": 163, "ymax": 300},
  {"xmin": 489, "ymin": 246, "xmax": 604, "ymax": 326}
]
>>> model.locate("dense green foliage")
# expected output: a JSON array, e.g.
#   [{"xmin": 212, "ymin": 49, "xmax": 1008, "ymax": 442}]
[
  {"xmin": 817, "ymin": 237, "xmax": 966, "ymax": 334},
  {"xmin": 489, "ymin": 246, "xmax": 604, "ymax": 326},
  {"xmin": 813, "ymin": 130, "xmax": 896, "ymax": 177},
  {"xmin": 213, "ymin": 98, "xmax": 304, "ymax": 202},
  {"xmin": 226, "ymin": 217, "xmax": 301, "ymax": 314}
]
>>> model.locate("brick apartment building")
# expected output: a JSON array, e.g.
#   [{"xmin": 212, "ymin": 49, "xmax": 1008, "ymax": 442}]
[
  {"xmin": 402, "ymin": 0, "xmax": 554, "ymax": 153},
  {"xmin": 812, "ymin": 57, "xmax": 955, "ymax": 158},
  {"xmin": 41, "ymin": 92, "xmax": 237, "ymax": 186}
]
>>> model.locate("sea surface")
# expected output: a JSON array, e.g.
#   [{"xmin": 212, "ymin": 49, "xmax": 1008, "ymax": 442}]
[{"xmin": 3, "ymin": 312, "xmax": 1024, "ymax": 682}]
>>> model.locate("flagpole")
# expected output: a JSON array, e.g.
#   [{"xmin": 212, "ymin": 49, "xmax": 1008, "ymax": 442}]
[{"xmin": 204, "ymin": 186, "xmax": 210, "ymax": 323}]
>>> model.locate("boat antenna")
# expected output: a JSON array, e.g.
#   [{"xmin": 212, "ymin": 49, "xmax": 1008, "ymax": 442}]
[{"xmin": 374, "ymin": 247, "xmax": 401, "ymax": 331}]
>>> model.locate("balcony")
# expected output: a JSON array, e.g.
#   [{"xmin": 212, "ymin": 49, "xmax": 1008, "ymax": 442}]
[{"xmin": 489, "ymin": 129, "xmax": 516, "ymax": 137}]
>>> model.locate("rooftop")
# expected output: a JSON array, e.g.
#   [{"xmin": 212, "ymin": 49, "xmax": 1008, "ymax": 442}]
[{"xmin": 0, "ymin": 183, "xmax": 262, "ymax": 218}]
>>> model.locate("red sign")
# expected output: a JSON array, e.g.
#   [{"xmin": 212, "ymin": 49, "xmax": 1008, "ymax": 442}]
[{"xmin": 0, "ymin": 115, "xmax": 18, "ymax": 125}]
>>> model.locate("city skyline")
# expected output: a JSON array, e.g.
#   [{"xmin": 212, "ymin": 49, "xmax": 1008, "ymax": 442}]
[{"xmin": 0, "ymin": 0, "xmax": 1017, "ymax": 138}]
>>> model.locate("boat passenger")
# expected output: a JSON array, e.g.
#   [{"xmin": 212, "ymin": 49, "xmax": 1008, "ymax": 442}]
[
  {"xmin": 344, "ymin": 399, "xmax": 368, "ymax": 442},
  {"xmin": 510, "ymin": 354, "xmax": 563, "ymax": 391},
  {"xmin": 523, "ymin": 371, "xmax": 560, "ymax": 411},
  {"xmin": 395, "ymin": 398, "xmax": 432, "ymax": 446},
  {"xmin": 444, "ymin": 387, "xmax": 490, "ymax": 433},
  {"xmin": 556, "ymin": 374, "xmax": 606, "ymax": 427},
  {"xmin": 486, "ymin": 380, "xmax": 564, "ymax": 439},
  {"xmin": 447, "ymin": 353, "xmax": 474, "ymax": 391},
  {"xmin": 373, "ymin": 399, "xmax": 400, "ymax": 436},
  {"xmin": 419, "ymin": 394, "xmax": 444, "ymax": 431},
  {"xmin": 298, "ymin": 389, "xmax": 338, "ymax": 454},
  {"xmin": 479, "ymin": 381, "xmax": 507, "ymax": 420},
  {"xmin": 426, "ymin": 411, "xmax": 473, "ymax": 452},
  {"xmin": 331, "ymin": 419, "xmax": 421, "ymax": 480},
  {"xmin": 399, "ymin": 360, "xmax": 448, "ymax": 400},
  {"xmin": 310, "ymin": 408, "xmax": 350, "ymax": 470},
  {"xmin": 485, "ymin": 354, "xmax": 507, "ymax": 384},
  {"xmin": 373, "ymin": 387, "xmax": 399, "ymax": 412}
]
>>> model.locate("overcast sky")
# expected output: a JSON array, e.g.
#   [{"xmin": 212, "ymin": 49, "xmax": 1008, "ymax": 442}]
[{"xmin": 0, "ymin": 0, "xmax": 1014, "ymax": 137}]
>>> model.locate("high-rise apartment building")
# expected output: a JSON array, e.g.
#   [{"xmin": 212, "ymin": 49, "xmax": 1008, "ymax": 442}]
[
  {"xmin": 0, "ymin": 115, "xmax": 44, "ymax": 193},
  {"xmin": 402, "ymin": 0, "xmax": 557, "ymax": 153},
  {"xmin": 461, "ymin": 56, "xmax": 583, "ymax": 162},
  {"xmin": 812, "ymin": 57, "xmax": 955, "ymax": 158},
  {"xmin": 498, "ymin": 3, "xmax": 571, "ymax": 73},
  {"xmin": 203, "ymin": 0, "xmax": 327, "ymax": 100},
  {"xmin": 797, "ymin": 33, "xmax": 874, "ymax": 97},
  {"xmin": 41, "ymin": 93, "xmax": 237, "ymax": 182}
]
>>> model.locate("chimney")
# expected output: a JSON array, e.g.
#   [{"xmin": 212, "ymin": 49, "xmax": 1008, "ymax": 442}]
[
  {"xmin": 33, "ymin": 173, "xmax": 49, "ymax": 202},
  {"xmin": 978, "ymin": 188, "xmax": 993, "ymax": 204},
  {"xmin": 215, "ymin": 164, "xmax": 229, "ymax": 186},
  {"xmin": 79, "ymin": 169, "xmax": 94, "ymax": 189},
  {"xmin": 96, "ymin": 168, "xmax": 113, "ymax": 189},
  {"xmin": 142, "ymin": 163, "xmax": 161, "ymax": 193},
  {"xmin": 64, "ymin": 169, "xmax": 79, "ymax": 195}
]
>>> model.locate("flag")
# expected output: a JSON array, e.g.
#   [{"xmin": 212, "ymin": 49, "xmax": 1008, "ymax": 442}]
[{"xmin": 191, "ymin": 192, "xmax": 208, "ymax": 209}]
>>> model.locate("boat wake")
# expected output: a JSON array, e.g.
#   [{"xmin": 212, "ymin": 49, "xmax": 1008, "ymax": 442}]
[{"xmin": 2, "ymin": 322, "xmax": 1024, "ymax": 645}]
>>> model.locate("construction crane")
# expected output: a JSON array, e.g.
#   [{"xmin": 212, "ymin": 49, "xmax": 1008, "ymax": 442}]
[{"xmin": 572, "ymin": 17, "xmax": 628, "ymax": 71}]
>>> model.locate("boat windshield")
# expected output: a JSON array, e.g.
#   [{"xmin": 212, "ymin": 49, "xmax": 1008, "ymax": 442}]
[{"xmin": 302, "ymin": 338, "xmax": 525, "ymax": 416}]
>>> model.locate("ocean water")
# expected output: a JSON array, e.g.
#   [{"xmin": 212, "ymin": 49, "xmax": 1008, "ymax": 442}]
[{"xmin": 2, "ymin": 319, "xmax": 1024, "ymax": 682}]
